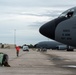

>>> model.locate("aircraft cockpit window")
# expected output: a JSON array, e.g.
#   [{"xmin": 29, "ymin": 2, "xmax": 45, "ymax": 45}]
[
  {"xmin": 59, "ymin": 11, "xmax": 74, "ymax": 18},
  {"xmin": 66, "ymin": 12, "xmax": 73, "ymax": 18},
  {"xmin": 59, "ymin": 13, "xmax": 66, "ymax": 17},
  {"xmin": 59, "ymin": 9, "xmax": 74, "ymax": 18}
]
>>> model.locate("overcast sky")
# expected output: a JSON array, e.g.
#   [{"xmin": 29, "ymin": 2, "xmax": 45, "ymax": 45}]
[{"xmin": 0, "ymin": 0, "xmax": 76, "ymax": 46}]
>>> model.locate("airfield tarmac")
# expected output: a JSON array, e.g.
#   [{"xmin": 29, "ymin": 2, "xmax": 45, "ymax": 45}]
[{"xmin": 0, "ymin": 48, "xmax": 76, "ymax": 75}]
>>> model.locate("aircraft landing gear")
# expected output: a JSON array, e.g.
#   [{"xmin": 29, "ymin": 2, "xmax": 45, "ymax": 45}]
[{"xmin": 67, "ymin": 49, "xmax": 74, "ymax": 51}]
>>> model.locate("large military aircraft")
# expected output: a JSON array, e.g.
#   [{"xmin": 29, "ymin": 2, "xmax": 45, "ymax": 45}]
[
  {"xmin": 35, "ymin": 41, "xmax": 67, "ymax": 50},
  {"xmin": 39, "ymin": 6, "xmax": 76, "ymax": 51}
]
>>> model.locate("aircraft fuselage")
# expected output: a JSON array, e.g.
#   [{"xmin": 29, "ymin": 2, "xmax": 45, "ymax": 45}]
[{"xmin": 39, "ymin": 6, "xmax": 76, "ymax": 47}]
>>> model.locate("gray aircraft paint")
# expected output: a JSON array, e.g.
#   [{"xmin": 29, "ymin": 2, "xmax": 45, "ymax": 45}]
[
  {"xmin": 39, "ymin": 6, "xmax": 76, "ymax": 47},
  {"xmin": 35, "ymin": 41, "xmax": 66, "ymax": 49},
  {"xmin": 55, "ymin": 6, "xmax": 76, "ymax": 47}
]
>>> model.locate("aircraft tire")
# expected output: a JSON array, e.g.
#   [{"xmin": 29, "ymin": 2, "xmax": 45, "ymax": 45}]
[{"xmin": 67, "ymin": 49, "xmax": 74, "ymax": 51}]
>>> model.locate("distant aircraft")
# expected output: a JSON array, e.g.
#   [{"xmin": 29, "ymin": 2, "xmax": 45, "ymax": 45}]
[
  {"xmin": 35, "ymin": 41, "xmax": 67, "ymax": 50},
  {"xmin": 39, "ymin": 6, "xmax": 76, "ymax": 50}
]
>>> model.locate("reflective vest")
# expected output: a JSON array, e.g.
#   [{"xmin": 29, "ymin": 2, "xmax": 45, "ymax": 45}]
[{"xmin": 16, "ymin": 46, "xmax": 20, "ymax": 51}]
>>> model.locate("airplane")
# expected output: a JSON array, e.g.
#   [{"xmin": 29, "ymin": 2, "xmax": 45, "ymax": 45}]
[
  {"xmin": 35, "ymin": 41, "xmax": 67, "ymax": 50},
  {"xmin": 39, "ymin": 6, "xmax": 76, "ymax": 51}
]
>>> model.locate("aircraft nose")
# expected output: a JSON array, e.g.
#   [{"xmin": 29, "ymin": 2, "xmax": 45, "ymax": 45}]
[
  {"xmin": 39, "ymin": 17, "xmax": 67, "ymax": 40},
  {"xmin": 39, "ymin": 19, "xmax": 56, "ymax": 40}
]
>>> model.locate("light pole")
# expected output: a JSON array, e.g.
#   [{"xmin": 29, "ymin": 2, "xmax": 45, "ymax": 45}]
[{"xmin": 14, "ymin": 29, "xmax": 16, "ymax": 47}]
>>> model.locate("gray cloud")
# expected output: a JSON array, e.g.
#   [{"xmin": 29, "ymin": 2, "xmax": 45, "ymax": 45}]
[
  {"xmin": 0, "ymin": 0, "xmax": 75, "ymax": 7},
  {"xmin": 19, "ymin": 12, "xmax": 59, "ymax": 17},
  {"xmin": 28, "ymin": 21, "xmax": 45, "ymax": 28},
  {"xmin": 4, "ymin": 7, "xmax": 63, "ymax": 18}
]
